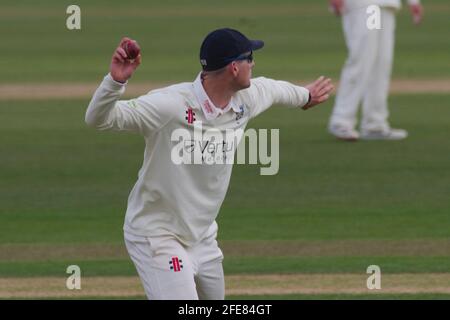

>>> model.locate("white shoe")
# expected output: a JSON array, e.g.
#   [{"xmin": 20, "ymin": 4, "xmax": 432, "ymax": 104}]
[
  {"xmin": 360, "ymin": 128, "xmax": 408, "ymax": 140},
  {"xmin": 329, "ymin": 125, "xmax": 360, "ymax": 141}
]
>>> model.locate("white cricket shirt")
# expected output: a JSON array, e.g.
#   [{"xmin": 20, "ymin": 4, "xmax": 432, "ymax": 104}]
[{"xmin": 85, "ymin": 73, "xmax": 310, "ymax": 246}]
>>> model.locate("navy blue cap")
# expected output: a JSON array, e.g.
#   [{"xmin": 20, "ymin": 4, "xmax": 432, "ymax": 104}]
[{"xmin": 199, "ymin": 28, "xmax": 264, "ymax": 71}]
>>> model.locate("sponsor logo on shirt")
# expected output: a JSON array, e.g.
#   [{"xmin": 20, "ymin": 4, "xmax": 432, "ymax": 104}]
[
  {"xmin": 171, "ymin": 121, "xmax": 280, "ymax": 175},
  {"xmin": 182, "ymin": 138, "xmax": 237, "ymax": 164}
]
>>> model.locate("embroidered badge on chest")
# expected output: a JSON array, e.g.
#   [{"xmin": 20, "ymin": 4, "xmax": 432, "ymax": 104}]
[{"xmin": 235, "ymin": 105, "xmax": 245, "ymax": 121}]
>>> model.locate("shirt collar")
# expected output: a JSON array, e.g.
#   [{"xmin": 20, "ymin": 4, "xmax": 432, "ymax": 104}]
[{"xmin": 192, "ymin": 72, "xmax": 241, "ymax": 121}]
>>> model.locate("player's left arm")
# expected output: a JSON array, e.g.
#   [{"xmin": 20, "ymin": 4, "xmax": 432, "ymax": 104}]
[{"xmin": 244, "ymin": 76, "xmax": 333, "ymax": 118}]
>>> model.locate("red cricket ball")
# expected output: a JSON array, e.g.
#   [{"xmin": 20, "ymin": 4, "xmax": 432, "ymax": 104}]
[{"xmin": 122, "ymin": 40, "xmax": 141, "ymax": 59}]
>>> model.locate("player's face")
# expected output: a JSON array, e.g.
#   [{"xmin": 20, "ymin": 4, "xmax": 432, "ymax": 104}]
[{"xmin": 233, "ymin": 51, "xmax": 254, "ymax": 89}]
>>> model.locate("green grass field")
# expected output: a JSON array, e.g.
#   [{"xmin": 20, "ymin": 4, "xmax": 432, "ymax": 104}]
[
  {"xmin": 1, "ymin": 95, "xmax": 449, "ymax": 299},
  {"xmin": 1, "ymin": 0, "xmax": 449, "ymax": 299}
]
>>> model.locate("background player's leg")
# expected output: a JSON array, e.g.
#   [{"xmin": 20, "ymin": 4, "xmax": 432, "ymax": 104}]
[
  {"xmin": 329, "ymin": 7, "xmax": 378, "ymax": 136},
  {"xmin": 361, "ymin": 8, "xmax": 396, "ymax": 133},
  {"xmin": 124, "ymin": 232, "xmax": 199, "ymax": 300}
]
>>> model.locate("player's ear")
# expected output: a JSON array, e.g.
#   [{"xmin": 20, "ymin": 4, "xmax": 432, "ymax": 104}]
[{"xmin": 230, "ymin": 61, "xmax": 239, "ymax": 77}]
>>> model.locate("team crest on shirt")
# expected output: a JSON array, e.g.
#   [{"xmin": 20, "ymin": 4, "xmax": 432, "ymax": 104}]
[
  {"xmin": 185, "ymin": 107, "xmax": 196, "ymax": 124},
  {"xmin": 235, "ymin": 104, "xmax": 245, "ymax": 121},
  {"xmin": 169, "ymin": 256, "xmax": 183, "ymax": 272}
]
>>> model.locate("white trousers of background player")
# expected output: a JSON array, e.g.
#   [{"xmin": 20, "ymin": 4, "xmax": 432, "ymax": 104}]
[
  {"xmin": 124, "ymin": 231, "xmax": 224, "ymax": 300},
  {"xmin": 329, "ymin": 7, "xmax": 396, "ymax": 132}
]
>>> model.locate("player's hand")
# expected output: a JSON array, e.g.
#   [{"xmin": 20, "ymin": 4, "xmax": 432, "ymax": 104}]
[
  {"xmin": 410, "ymin": 4, "xmax": 423, "ymax": 25},
  {"xmin": 110, "ymin": 37, "xmax": 142, "ymax": 83},
  {"xmin": 302, "ymin": 76, "xmax": 334, "ymax": 110},
  {"xmin": 329, "ymin": 0, "xmax": 344, "ymax": 16}
]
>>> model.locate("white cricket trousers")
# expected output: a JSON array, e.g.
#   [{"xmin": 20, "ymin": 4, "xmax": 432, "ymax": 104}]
[
  {"xmin": 329, "ymin": 7, "xmax": 396, "ymax": 132},
  {"xmin": 124, "ymin": 231, "xmax": 225, "ymax": 300}
]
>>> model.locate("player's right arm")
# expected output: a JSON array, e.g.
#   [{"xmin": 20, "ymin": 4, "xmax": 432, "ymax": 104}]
[{"xmin": 85, "ymin": 38, "xmax": 175, "ymax": 136}]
